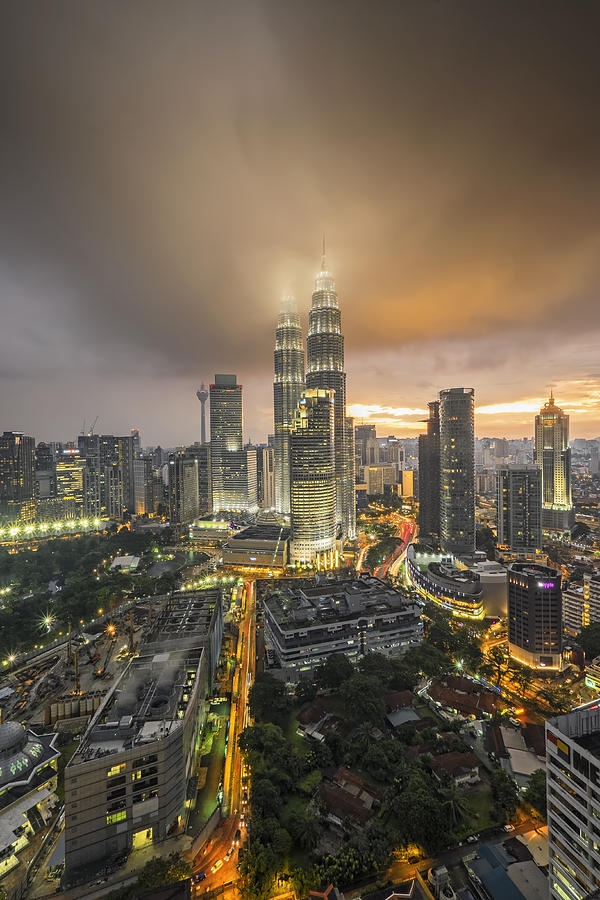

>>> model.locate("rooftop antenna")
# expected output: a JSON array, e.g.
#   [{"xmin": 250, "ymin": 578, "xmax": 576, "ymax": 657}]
[{"xmin": 321, "ymin": 233, "xmax": 327, "ymax": 271}]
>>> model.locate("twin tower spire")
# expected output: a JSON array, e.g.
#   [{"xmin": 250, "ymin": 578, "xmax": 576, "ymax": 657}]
[{"xmin": 273, "ymin": 246, "xmax": 356, "ymax": 552}]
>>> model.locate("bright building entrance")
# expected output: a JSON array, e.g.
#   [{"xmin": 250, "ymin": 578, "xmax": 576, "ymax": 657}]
[{"xmin": 132, "ymin": 827, "xmax": 153, "ymax": 850}]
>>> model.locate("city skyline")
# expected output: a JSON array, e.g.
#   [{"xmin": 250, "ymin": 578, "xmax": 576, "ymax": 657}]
[{"xmin": 3, "ymin": 3, "xmax": 600, "ymax": 443}]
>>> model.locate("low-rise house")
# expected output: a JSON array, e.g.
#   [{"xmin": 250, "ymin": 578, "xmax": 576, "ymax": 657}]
[
  {"xmin": 318, "ymin": 767, "xmax": 383, "ymax": 828},
  {"xmin": 431, "ymin": 750, "xmax": 480, "ymax": 786},
  {"xmin": 428, "ymin": 676, "xmax": 498, "ymax": 719}
]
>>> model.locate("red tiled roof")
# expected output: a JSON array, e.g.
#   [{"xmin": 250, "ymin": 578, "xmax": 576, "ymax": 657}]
[
  {"xmin": 485, "ymin": 723, "xmax": 509, "ymax": 759},
  {"xmin": 298, "ymin": 698, "xmax": 330, "ymax": 725},
  {"xmin": 385, "ymin": 690, "xmax": 415, "ymax": 711},
  {"xmin": 523, "ymin": 723, "xmax": 546, "ymax": 757},
  {"xmin": 319, "ymin": 782, "xmax": 372, "ymax": 825},
  {"xmin": 432, "ymin": 750, "xmax": 479, "ymax": 776},
  {"xmin": 429, "ymin": 681, "xmax": 497, "ymax": 716}
]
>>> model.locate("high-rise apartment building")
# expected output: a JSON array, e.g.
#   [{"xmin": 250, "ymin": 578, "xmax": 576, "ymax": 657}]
[
  {"xmin": 305, "ymin": 250, "xmax": 355, "ymax": 539},
  {"xmin": 209, "ymin": 375, "xmax": 257, "ymax": 512},
  {"xmin": 0, "ymin": 432, "xmax": 35, "ymax": 522},
  {"xmin": 185, "ymin": 443, "xmax": 212, "ymax": 515},
  {"xmin": 256, "ymin": 445, "xmax": 275, "ymax": 509},
  {"xmin": 418, "ymin": 401, "xmax": 441, "ymax": 540},
  {"xmin": 507, "ymin": 562, "xmax": 562, "ymax": 669},
  {"xmin": 273, "ymin": 296, "xmax": 305, "ymax": 514},
  {"xmin": 96, "ymin": 435, "xmax": 136, "ymax": 513},
  {"xmin": 563, "ymin": 572, "xmax": 600, "ymax": 635},
  {"xmin": 496, "ymin": 464, "xmax": 542, "ymax": 557},
  {"xmin": 534, "ymin": 394, "xmax": 572, "ymax": 531},
  {"xmin": 290, "ymin": 389, "xmax": 336, "ymax": 564},
  {"xmin": 133, "ymin": 456, "xmax": 154, "ymax": 517},
  {"xmin": 56, "ymin": 450, "xmax": 86, "ymax": 518},
  {"xmin": 355, "ymin": 424, "xmax": 376, "ymax": 468},
  {"xmin": 546, "ymin": 702, "xmax": 600, "ymax": 900},
  {"xmin": 440, "ymin": 388, "xmax": 475, "ymax": 556},
  {"xmin": 168, "ymin": 454, "xmax": 199, "ymax": 525}
]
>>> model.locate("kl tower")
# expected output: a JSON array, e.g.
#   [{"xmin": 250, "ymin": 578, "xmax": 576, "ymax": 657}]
[{"xmin": 196, "ymin": 383, "xmax": 209, "ymax": 444}]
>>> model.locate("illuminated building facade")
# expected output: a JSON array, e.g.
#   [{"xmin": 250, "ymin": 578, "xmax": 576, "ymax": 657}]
[
  {"xmin": 56, "ymin": 450, "xmax": 86, "ymax": 517},
  {"xmin": 507, "ymin": 562, "xmax": 562, "ymax": 669},
  {"xmin": 305, "ymin": 250, "xmax": 356, "ymax": 539},
  {"xmin": 440, "ymin": 388, "xmax": 475, "ymax": 556},
  {"xmin": 65, "ymin": 590, "xmax": 222, "ymax": 877},
  {"xmin": 496, "ymin": 464, "xmax": 542, "ymax": 556},
  {"xmin": 290, "ymin": 389, "xmax": 336, "ymax": 564},
  {"xmin": 133, "ymin": 456, "xmax": 154, "ymax": 516},
  {"xmin": 185, "ymin": 443, "xmax": 212, "ymax": 515},
  {"xmin": 546, "ymin": 703, "xmax": 600, "ymax": 900},
  {"xmin": 563, "ymin": 572, "xmax": 600, "ymax": 635},
  {"xmin": 355, "ymin": 424, "xmax": 376, "ymax": 468},
  {"xmin": 262, "ymin": 576, "xmax": 423, "ymax": 682},
  {"xmin": 406, "ymin": 544, "xmax": 484, "ymax": 619},
  {"xmin": 534, "ymin": 394, "xmax": 572, "ymax": 531},
  {"xmin": 209, "ymin": 374, "xmax": 257, "ymax": 512},
  {"xmin": 0, "ymin": 722, "xmax": 59, "ymax": 885},
  {"xmin": 0, "ymin": 432, "xmax": 35, "ymax": 523},
  {"xmin": 273, "ymin": 296, "xmax": 305, "ymax": 514},
  {"xmin": 168, "ymin": 454, "xmax": 199, "ymax": 525},
  {"xmin": 418, "ymin": 400, "xmax": 441, "ymax": 540}
]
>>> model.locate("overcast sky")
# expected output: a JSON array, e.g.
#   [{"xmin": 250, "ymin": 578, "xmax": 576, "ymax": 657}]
[{"xmin": 2, "ymin": 1, "xmax": 600, "ymax": 445}]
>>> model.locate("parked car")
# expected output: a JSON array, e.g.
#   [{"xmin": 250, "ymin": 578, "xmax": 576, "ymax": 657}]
[{"xmin": 503, "ymin": 824, "xmax": 515, "ymax": 832}]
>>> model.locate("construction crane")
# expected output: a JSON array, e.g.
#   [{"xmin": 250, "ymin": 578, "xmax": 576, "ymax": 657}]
[{"xmin": 94, "ymin": 623, "xmax": 117, "ymax": 678}]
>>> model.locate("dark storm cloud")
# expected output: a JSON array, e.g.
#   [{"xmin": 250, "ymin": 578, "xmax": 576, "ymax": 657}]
[{"xmin": 2, "ymin": 0, "xmax": 600, "ymax": 442}]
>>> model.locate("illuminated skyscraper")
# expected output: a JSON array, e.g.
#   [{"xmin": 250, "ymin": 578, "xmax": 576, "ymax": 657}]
[
  {"xmin": 273, "ymin": 296, "xmax": 304, "ymax": 514},
  {"xmin": 508, "ymin": 562, "xmax": 562, "ymax": 669},
  {"xmin": 496, "ymin": 464, "xmax": 542, "ymax": 556},
  {"xmin": 305, "ymin": 246, "xmax": 355, "ymax": 538},
  {"xmin": 534, "ymin": 393, "xmax": 572, "ymax": 531},
  {"xmin": 0, "ymin": 432, "xmax": 35, "ymax": 522},
  {"xmin": 209, "ymin": 375, "xmax": 257, "ymax": 511},
  {"xmin": 418, "ymin": 401, "xmax": 440, "ymax": 540},
  {"xmin": 440, "ymin": 388, "xmax": 475, "ymax": 556},
  {"xmin": 56, "ymin": 450, "xmax": 86, "ymax": 518},
  {"xmin": 290, "ymin": 389, "xmax": 336, "ymax": 564},
  {"xmin": 168, "ymin": 454, "xmax": 199, "ymax": 524}
]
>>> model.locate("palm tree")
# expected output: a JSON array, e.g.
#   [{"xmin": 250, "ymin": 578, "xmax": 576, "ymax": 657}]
[
  {"xmin": 441, "ymin": 783, "xmax": 469, "ymax": 827},
  {"xmin": 511, "ymin": 665, "xmax": 534, "ymax": 697},
  {"xmin": 488, "ymin": 646, "xmax": 507, "ymax": 687}
]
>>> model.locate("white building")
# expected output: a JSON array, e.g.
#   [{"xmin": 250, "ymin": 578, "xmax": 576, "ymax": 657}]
[{"xmin": 546, "ymin": 702, "xmax": 600, "ymax": 900}]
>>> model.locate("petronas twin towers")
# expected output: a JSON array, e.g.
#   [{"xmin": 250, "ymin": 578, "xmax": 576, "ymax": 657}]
[{"xmin": 273, "ymin": 248, "xmax": 356, "ymax": 561}]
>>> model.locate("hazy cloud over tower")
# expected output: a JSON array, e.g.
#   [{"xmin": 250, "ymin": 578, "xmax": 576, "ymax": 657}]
[{"xmin": 3, "ymin": 2, "xmax": 600, "ymax": 441}]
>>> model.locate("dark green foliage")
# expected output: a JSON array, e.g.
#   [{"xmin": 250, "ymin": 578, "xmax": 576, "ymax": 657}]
[
  {"xmin": 524, "ymin": 769, "xmax": 547, "ymax": 818},
  {"xmin": 340, "ymin": 674, "xmax": 386, "ymax": 724},
  {"xmin": 0, "ymin": 531, "xmax": 159, "ymax": 656},
  {"xmin": 476, "ymin": 526, "xmax": 496, "ymax": 560},
  {"xmin": 489, "ymin": 767, "xmax": 518, "ymax": 821},
  {"xmin": 315, "ymin": 652, "xmax": 354, "ymax": 688},
  {"xmin": 295, "ymin": 678, "xmax": 318, "ymax": 704},
  {"xmin": 248, "ymin": 672, "xmax": 290, "ymax": 724},
  {"xmin": 576, "ymin": 623, "xmax": 600, "ymax": 661},
  {"xmin": 137, "ymin": 853, "xmax": 191, "ymax": 888}
]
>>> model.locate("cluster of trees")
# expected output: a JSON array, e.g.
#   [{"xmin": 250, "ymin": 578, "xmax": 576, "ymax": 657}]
[
  {"xmin": 238, "ymin": 718, "xmax": 324, "ymax": 898},
  {"xmin": 524, "ymin": 769, "xmax": 547, "ymax": 818},
  {"xmin": 577, "ymin": 622, "xmax": 600, "ymax": 661},
  {"xmin": 241, "ymin": 640, "xmax": 509, "ymax": 896},
  {"xmin": 0, "ymin": 531, "xmax": 167, "ymax": 656},
  {"xmin": 489, "ymin": 767, "xmax": 519, "ymax": 822}
]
